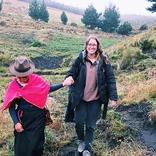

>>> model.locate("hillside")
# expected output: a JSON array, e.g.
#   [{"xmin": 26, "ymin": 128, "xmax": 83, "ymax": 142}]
[
  {"xmin": 19, "ymin": 0, "xmax": 156, "ymax": 26},
  {"xmin": 2, "ymin": 0, "xmax": 83, "ymax": 26},
  {"xmin": 0, "ymin": 0, "xmax": 156, "ymax": 155},
  {"xmin": 120, "ymin": 14, "xmax": 156, "ymax": 25}
]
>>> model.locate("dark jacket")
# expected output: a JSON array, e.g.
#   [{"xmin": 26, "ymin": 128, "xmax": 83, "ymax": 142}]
[{"xmin": 65, "ymin": 50, "xmax": 118, "ymax": 121}]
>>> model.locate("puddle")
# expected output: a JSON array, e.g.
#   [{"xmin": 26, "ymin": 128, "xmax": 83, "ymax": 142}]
[
  {"xmin": 139, "ymin": 128, "xmax": 156, "ymax": 150},
  {"xmin": 32, "ymin": 56, "xmax": 64, "ymax": 70},
  {"xmin": 116, "ymin": 103, "xmax": 156, "ymax": 151}
]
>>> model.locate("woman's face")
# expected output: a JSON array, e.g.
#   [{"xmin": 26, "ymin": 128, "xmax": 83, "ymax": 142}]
[
  {"xmin": 86, "ymin": 38, "xmax": 97, "ymax": 56},
  {"xmin": 16, "ymin": 76, "xmax": 29, "ymax": 84}
]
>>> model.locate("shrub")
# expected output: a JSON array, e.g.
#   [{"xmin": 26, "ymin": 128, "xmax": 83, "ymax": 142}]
[
  {"xmin": 139, "ymin": 24, "xmax": 148, "ymax": 31},
  {"xmin": 134, "ymin": 48, "xmax": 141, "ymax": 58},
  {"xmin": 120, "ymin": 50, "xmax": 132, "ymax": 70},
  {"xmin": 31, "ymin": 40, "xmax": 45, "ymax": 47},
  {"xmin": 131, "ymin": 41, "xmax": 140, "ymax": 47},
  {"xmin": 70, "ymin": 22, "xmax": 78, "ymax": 27},
  {"xmin": 139, "ymin": 39, "xmax": 153, "ymax": 51},
  {"xmin": 117, "ymin": 21, "xmax": 132, "ymax": 35}
]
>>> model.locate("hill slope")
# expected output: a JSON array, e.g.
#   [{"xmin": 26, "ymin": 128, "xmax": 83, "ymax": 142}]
[
  {"xmin": 19, "ymin": 0, "xmax": 156, "ymax": 25},
  {"xmin": 0, "ymin": 0, "xmax": 156, "ymax": 155}
]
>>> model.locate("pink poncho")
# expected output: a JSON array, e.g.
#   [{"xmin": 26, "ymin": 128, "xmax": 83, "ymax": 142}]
[{"xmin": 2, "ymin": 74, "xmax": 50, "ymax": 111}]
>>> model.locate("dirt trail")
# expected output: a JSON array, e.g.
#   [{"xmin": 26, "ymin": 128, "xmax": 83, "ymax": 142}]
[{"xmin": 116, "ymin": 103, "xmax": 156, "ymax": 151}]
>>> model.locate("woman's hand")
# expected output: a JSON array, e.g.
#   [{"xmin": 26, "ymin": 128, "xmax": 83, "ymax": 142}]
[
  {"xmin": 63, "ymin": 76, "xmax": 74, "ymax": 86},
  {"xmin": 110, "ymin": 100, "xmax": 117, "ymax": 108},
  {"xmin": 15, "ymin": 122, "xmax": 24, "ymax": 133}
]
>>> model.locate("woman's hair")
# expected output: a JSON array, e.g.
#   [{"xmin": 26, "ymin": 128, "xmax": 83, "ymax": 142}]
[{"xmin": 84, "ymin": 35, "xmax": 103, "ymax": 60}]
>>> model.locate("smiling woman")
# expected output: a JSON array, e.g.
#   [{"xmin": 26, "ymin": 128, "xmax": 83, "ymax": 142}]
[{"xmin": 64, "ymin": 35, "xmax": 118, "ymax": 156}]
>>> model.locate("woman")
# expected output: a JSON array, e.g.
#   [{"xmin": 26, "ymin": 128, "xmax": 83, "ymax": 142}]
[
  {"xmin": 65, "ymin": 35, "xmax": 118, "ymax": 156},
  {"xmin": 2, "ymin": 56, "xmax": 72, "ymax": 156}
]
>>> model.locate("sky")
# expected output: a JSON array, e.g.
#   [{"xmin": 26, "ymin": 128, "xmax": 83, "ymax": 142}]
[{"xmin": 54, "ymin": 0, "xmax": 156, "ymax": 16}]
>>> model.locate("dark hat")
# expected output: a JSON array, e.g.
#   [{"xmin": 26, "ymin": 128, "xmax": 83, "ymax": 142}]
[{"xmin": 9, "ymin": 56, "xmax": 35, "ymax": 77}]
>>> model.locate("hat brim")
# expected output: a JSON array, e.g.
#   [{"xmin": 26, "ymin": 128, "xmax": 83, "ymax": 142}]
[{"xmin": 9, "ymin": 61, "xmax": 35, "ymax": 77}]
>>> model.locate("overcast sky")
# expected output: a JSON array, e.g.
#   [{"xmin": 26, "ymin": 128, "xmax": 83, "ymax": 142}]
[{"xmin": 54, "ymin": 0, "xmax": 156, "ymax": 16}]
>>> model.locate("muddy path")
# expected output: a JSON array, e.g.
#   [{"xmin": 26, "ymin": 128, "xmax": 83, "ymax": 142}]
[
  {"xmin": 116, "ymin": 102, "xmax": 156, "ymax": 151},
  {"xmin": 58, "ymin": 103, "xmax": 156, "ymax": 156},
  {"xmin": 44, "ymin": 102, "xmax": 156, "ymax": 156},
  {"xmin": 32, "ymin": 56, "xmax": 64, "ymax": 70}
]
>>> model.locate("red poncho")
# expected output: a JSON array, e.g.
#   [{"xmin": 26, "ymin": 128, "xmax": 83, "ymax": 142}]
[{"xmin": 2, "ymin": 74, "xmax": 50, "ymax": 111}]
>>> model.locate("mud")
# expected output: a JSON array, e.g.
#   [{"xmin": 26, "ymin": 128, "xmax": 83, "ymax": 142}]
[
  {"xmin": 139, "ymin": 128, "xmax": 156, "ymax": 150},
  {"xmin": 32, "ymin": 56, "xmax": 64, "ymax": 70},
  {"xmin": 116, "ymin": 103, "xmax": 156, "ymax": 151}
]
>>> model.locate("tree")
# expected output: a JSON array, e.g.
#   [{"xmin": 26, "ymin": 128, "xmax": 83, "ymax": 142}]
[
  {"xmin": 39, "ymin": 0, "xmax": 49, "ymax": 22},
  {"xmin": 0, "ymin": 0, "xmax": 3, "ymax": 12},
  {"xmin": 61, "ymin": 11, "xmax": 68, "ymax": 25},
  {"xmin": 101, "ymin": 4, "xmax": 120, "ymax": 33},
  {"xmin": 117, "ymin": 21, "xmax": 132, "ymax": 35},
  {"xmin": 29, "ymin": 0, "xmax": 40, "ymax": 20},
  {"xmin": 147, "ymin": 0, "xmax": 156, "ymax": 13},
  {"xmin": 29, "ymin": 0, "xmax": 49, "ymax": 22},
  {"xmin": 81, "ymin": 5, "xmax": 101, "ymax": 30}
]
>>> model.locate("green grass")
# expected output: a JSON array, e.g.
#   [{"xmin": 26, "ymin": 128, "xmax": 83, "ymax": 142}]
[
  {"xmin": 0, "ymin": 31, "xmax": 122, "ymax": 60},
  {"xmin": 100, "ymin": 38, "xmax": 123, "ymax": 49},
  {"xmin": 0, "ymin": 15, "xmax": 156, "ymax": 156},
  {"xmin": 44, "ymin": 33, "xmax": 122, "ymax": 57}
]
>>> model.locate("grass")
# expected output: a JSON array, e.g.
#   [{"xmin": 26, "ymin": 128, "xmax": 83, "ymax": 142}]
[
  {"xmin": 93, "ymin": 137, "xmax": 154, "ymax": 156},
  {"xmin": 0, "ymin": 40, "xmax": 155, "ymax": 156},
  {"xmin": 117, "ymin": 70, "xmax": 156, "ymax": 105},
  {"xmin": 0, "ymin": 0, "xmax": 156, "ymax": 155},
  {"xmin": 0, "ymin": 28, "xmax": 122, "ymax": 59},
  {"xmin": 0, "ymin": 28, "xmax": 155, "ymax": 156}
]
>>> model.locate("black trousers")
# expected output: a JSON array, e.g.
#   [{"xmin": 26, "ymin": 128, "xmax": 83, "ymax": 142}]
[
  {"xmin": 14, "ymin": 108, "xmax": 46, "ymax": 156},
  {"xmin": 75, "ymin": 99, "xmax": 102, "ymax": 151}
]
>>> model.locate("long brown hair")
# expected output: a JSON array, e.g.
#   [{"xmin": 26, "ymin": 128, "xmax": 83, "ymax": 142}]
[{"xmin": 84, "ymin": 35, "xmax": 103, "ymax": 61}]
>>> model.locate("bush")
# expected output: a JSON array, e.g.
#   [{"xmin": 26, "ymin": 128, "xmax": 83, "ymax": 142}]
[
  {"xmin": 131, "ymin": 41, "xmax": 140, "ymax": 47},
  {"xmin": 117, "ymin": 21, "xmax": 132, "ymax": 35},
  {"xmin": 120, "ymin": 50, "xmax": 132, "ymax": 70},
  {"xmin": 134, "ymin": 48, "xmax": 141, "ymax": 58},
  {"xmin": 139, "ymin": 24, "xmax": 148, "ymax": 31},
  {"xmin": 139, "ymin": 39, "xmax": 153, "ymax": 51},
  {"xmin": 31, "ymin": 40, "xmax": 45, "ymax": 47},
  {"xmin": 70, "ymin": 22, "xmax": 78, "ymax": 27}
]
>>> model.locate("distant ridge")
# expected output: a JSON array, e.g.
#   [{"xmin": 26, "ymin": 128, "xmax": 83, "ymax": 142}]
[{"xmin": 120, "ymin": 14, "xmax": 156, "ymax": 25}]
